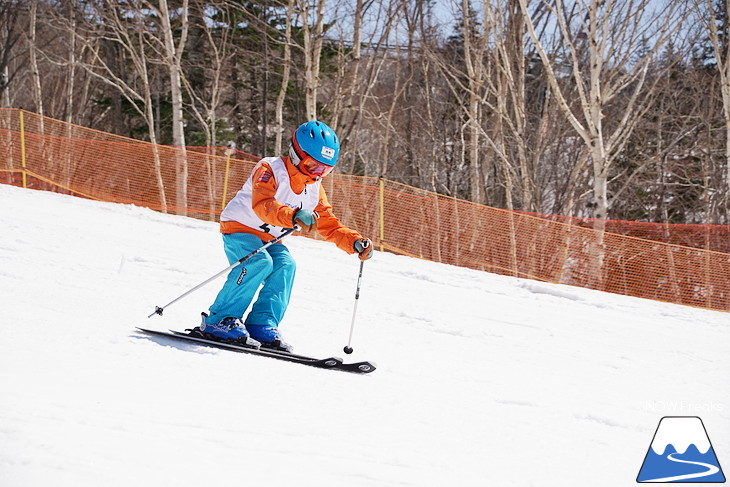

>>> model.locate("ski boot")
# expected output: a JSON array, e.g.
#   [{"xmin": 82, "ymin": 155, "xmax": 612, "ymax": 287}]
[
  {"xmin": 245, "ymin": 324, "xmax": 293, "ymax": 353},
  {"xmin": 193, "ymin": 313, "xmax": 260, "ymax": 349}
]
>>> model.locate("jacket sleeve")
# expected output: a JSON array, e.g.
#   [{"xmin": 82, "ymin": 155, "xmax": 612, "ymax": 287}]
[
  {"xmin": 250, "ymin": 162, "xmax": 297, "ymax": 228},
  {"xmin": 315, "ymin": 186, "xmax": 362, "ymax": 254}
]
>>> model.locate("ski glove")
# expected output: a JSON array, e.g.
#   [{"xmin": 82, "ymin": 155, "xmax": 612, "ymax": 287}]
[
  {"xmin": 293, "ymin": 209, "xmax": 319, "ymax": 232},
  {"xmin": 354, "ymin": 238, "xmax": 373, "ymax": 261}
]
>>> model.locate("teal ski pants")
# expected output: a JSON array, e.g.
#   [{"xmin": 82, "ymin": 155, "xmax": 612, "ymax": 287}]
[{"xmin": 205, "ymin": 233, "xmax": 296, "ymax": 328}]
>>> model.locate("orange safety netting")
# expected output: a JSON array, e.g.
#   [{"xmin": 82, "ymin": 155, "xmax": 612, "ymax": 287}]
[{"xmin": 2, "ymin": 108, "xmax": 729, "ymax": 312}]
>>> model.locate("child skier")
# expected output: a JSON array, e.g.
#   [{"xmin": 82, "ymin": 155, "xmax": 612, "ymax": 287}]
[{"xmin": 194, "ymin": 121, "xmax": 373, "ymax": 352}]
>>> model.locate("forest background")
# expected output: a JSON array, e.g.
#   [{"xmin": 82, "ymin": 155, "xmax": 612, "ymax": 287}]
[{"xmin": 1, "ymin": 0, "xmax": 729, "ymax": 225}]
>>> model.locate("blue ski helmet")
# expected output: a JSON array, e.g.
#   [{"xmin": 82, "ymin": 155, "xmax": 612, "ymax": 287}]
[{"xmin": 289, "ymin": 121, "xmax": 340, "ymax": 166}]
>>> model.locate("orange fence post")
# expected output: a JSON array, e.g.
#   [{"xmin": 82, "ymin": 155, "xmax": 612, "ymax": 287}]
[
  {"xmin": 379, "ymin": 177, "xmax": 385, "ymax": 251},
  {"xmin": 221, "ymin": 147, "xmax": 232, "ymax": 211},
  {"xmin": 19, "ymin": 109, "xmax": 27, "ymax": 189}
]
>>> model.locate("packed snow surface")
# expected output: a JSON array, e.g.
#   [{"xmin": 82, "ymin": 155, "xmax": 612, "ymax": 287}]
[{"xmin": 0, "ymin": 183, "xmax": 727, "ymax": 486}]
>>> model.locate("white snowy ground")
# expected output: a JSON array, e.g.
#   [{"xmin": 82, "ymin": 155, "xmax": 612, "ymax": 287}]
[{"xmin": 0, "ymin": 183, "xmax": 728, "ymax": 487}]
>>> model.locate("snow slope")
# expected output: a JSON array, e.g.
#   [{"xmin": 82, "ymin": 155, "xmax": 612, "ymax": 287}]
[{"xmin": 0, "ymin": 183, "xmax": 728, "ymax": 487}]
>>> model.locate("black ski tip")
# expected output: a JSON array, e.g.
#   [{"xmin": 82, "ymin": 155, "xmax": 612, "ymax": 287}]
[{"xmin": 338, "ymin": 361, "xmax": 377, "ymax": 374}]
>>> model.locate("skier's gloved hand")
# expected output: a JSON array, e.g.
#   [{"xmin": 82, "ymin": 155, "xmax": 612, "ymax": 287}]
[
  {"xmin": 354, "ymin": 238, "xmax": 373, "ymax": 261},
  {"xmin": 293, "ymin": 209, "xmax": 319, "ymax": 232}
]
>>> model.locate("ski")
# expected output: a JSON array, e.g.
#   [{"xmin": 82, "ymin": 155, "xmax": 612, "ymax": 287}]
[{"xmin": 136, "ymin": 327, "xmax": 376, "ymax": 374}]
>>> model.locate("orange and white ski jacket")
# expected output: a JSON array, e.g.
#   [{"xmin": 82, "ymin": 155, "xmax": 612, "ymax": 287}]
[{"xmin": 220, "ymin": 156, "xmax": 362, "ymax": 254}]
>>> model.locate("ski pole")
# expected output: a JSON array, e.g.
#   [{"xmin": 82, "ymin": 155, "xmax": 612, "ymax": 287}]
[
  {"xmin": 343, "ymin": 260, "xmax": 365, "ymax": 354},
  {"xmin": 148, "ymin": 226, "xmax": 299, "ymax": 318}
]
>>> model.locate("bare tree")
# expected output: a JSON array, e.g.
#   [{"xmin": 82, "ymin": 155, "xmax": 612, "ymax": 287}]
[
  {"xmin": 141, "ymin": 0, "xmax": 190, "ymax": 214},
  {"xmin": 0, "ymin": 1, "xmax": 29, "ymax": 108},
  {"xmin": 183, "ymin": 1, "xmax": 236, "ymax": 148},
  {"xmin": 430, "ymin": 0, "xmax": 525, "ymax": 206},
  {"xmin": 61, "ymin": 0, "xmax": 81, "ymax": 187},
  {"xmin": 298, "ymin": 0, "xmax": 328, "ymax": 120},
  {"xmin": 521, "ymin": 0, "xmax": 688, "ymax": 219},
  {"xmin": 700, "ymin": 0, "xmax": 730, "ymax": 222},
  {"xmin": 27, "ymin": 0, "xmax": 44, "ymax": 122},
  {"xmin": 328, "ymin": 0, "xmax": 399, "ymax": 152},
  {"xmin": 275, "ymin": 0, "xmax": 296, "ymax": 154},
  {"xmin": 458, "ymin": 0, "xmax": 490, "ymax": 204},
  {"xmin": 72, "ymin": 0, "xmax": 194, "ymax": 214},
  {"xmin": 371, "ymin": 43, "xmax": 411, "ymax": 179},
  {"xmin": 60, "ymin": 0, "xmax": 77, "ymax": 126},
  {"xmin": 75, "ymin": 1, "xmax": 168, "ymax": 212},
  {"xmin": 183, "ymin": 1, "xmax": 236, "ymax": 216},
  {"xmin": 518, "ymin": 0, "xmax": 685, "ymax": 284}
]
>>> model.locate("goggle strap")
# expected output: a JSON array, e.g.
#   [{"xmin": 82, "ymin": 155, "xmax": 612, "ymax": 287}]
[{"xmin": 291, "ymin": 136, "xmax": 307, "ymax": 162}]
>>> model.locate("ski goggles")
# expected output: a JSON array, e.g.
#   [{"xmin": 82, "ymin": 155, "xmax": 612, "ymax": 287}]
[
  {"xmin": 299, "ymin": 156, "xmax": 335, "ymax": 178},
  {"xmin": 291, "ymin": 137, "xmax": 336, "ymax": 178}
]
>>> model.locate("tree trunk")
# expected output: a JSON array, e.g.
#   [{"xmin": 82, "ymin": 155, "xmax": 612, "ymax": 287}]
[
  {"xmin": 299, "ymin": 0, "xmax": 326, "ymax": 120},
  {"xmin": 64, "ymin": 0, "xmax": 76, "ymax": 189},
  {"xmin": 275, "ymin": 0, "xmax": 295, "ymax": 155},
  {"xmin": 157, "ymin": 0, "xmax": 189, "ymax": 215},
  {"xmin": 705, "ymin": 0, "xmax": 730, "ymax": 222},
  {"xmin": 29, "ymin": 0, "xmax": 44, "ymax": 120}
]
